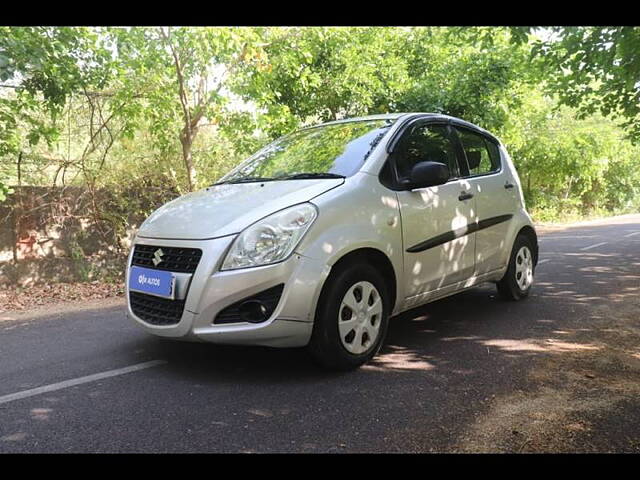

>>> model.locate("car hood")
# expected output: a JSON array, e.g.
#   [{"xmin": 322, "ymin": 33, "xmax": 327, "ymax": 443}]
[{"xmin": 136, "ymin": 178, "xmax": 344, "ymax": 240}]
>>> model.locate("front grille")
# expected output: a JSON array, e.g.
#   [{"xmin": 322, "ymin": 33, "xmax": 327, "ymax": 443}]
[
  {"xmin": 214, "ymin": 284, "xmax": 285, "ymax": 324},
  {"xmin": 129, "ymin": 291, "xmax": 186, "ymax": 326},
  {"xmin": 131, "ymin": 244, "xmax": 202, "ymax": 274}
]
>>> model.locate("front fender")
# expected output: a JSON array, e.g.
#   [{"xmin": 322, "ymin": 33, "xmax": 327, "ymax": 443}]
[{"xmin": 295, "ymin": 173, "xmax": 405, "ymax": 314}]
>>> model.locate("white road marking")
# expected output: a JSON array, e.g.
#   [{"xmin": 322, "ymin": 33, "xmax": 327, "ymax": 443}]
[
  {"xmin": 537, "ymin": 259, "xmax": 551, "ymax": 265},
  {"xmin": 580, "ymin": 242, "xmax": 608, "ymax": 251},
  {"xmin": 624, "ymin": 231, "xmax": 640, "ymax": 238},
  {"xmin": 0, "ymin": 360, "xmax": 166, "ymax": 406}
]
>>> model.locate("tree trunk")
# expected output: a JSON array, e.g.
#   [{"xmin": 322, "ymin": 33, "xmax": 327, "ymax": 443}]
[
  {"xmin": 180, "ymin": 130, "xmax": 197, "ymax": 192},
  {"xmin": 13, "ymin": 151, "xmax": 23, "ymax": 263}
]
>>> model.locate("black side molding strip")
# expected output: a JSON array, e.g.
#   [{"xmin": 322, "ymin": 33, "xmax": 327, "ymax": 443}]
[
  {"xmin": 406, "ymin": 214, "xmax": 513, "ymax": 253},
  {"xmin": 477, "ymin": 214, "xmax": 513, "ymax": 231}
]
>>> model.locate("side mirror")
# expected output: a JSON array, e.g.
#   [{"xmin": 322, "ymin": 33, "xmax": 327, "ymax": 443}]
[{"xmin": 404, "ymin": 161, "xmax": 450, "ymax": 190}]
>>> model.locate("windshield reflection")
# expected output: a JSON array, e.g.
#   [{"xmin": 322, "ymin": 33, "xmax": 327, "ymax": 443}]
[{"xmin": 219, "ymin": 119, "xmax": 395, "ymax": 184}]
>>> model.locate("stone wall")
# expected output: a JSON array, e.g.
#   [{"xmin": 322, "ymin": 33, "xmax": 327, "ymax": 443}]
[{"xmin": 0, "ymin": 186, "xmax": 155, "ymax": 286}]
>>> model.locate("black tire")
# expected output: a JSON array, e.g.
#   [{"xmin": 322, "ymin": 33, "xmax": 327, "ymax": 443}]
[
  {"xmin": 497, "ymin": 234, "xmax": 536, "ymax": 301},
  {"xmin": 308, "ymin": 262, "xmax": 390, "ymax": 370}
]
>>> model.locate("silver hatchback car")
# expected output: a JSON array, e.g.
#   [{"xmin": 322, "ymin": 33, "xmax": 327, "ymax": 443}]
[{"xmin": 126, "ymin": 113, "xmax": 538, "ymax": 369}]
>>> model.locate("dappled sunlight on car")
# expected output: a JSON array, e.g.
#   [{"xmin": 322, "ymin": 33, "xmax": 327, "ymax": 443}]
[{"xmin": 380, "ymin": 195, "xmax": 399, "ymax": 209}]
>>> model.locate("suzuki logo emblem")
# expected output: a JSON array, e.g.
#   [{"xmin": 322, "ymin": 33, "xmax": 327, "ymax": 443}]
[{"xmin": 152, "ymin": 248, "xmax": 164, "ymax": 266}]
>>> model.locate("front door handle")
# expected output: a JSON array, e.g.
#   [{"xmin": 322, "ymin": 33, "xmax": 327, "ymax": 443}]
[{"xmin": 458, "ymin": 192, "xmax": 474, "ymax": 201}]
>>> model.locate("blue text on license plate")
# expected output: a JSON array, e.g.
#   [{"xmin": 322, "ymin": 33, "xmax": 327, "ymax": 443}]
[{"xmin": 129, "ymin": 266, "xmax": 175, "ymax": 299}]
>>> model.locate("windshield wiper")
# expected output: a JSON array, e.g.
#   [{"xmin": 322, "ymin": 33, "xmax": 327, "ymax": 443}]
[
  {"xmin": 211, "ymin": 176, "xmax": 276, "ymax": 186},
  {"xmin": 276, "ymin": 173, "xmax": 346, "ymax": 180},
  {"xmin": 211, "ymin": 172, "xmax": 345, "ymax": 186}
]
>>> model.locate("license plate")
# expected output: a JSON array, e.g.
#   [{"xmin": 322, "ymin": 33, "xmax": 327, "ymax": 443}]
[{"xmin": 129, "ymin": 266, "xmax": 176, "ymax": 299}]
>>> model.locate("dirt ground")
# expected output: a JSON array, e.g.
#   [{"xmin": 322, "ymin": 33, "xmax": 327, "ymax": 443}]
[
  {"xmin": 0, "ymin": 281, "xmax": 124, "ymax": 315},
  {"xmin": 454, "ymin": 273, "xmax": 640, "ymax": 452}
]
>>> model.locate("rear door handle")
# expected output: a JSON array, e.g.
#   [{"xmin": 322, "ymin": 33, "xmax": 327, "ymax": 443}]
[
  {"xmin": 458, "ymin": 192, "xmax": 474, "ymax": 201},
  {"xmin": 504, "ymin": 182, "xmax": 515, "ymax": 189}
]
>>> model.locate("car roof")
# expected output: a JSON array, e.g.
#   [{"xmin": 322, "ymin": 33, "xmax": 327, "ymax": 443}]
[
  {"xmin": 300, "ymin": 113, "xmax": 407, "ymax": 128},
  {"xmin": 308, "ymin": 113, "xmax": 500, "ymax": 143}
]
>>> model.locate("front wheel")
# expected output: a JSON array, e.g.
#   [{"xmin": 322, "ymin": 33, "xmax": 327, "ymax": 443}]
[
  {"xmin": 496, "ymin": 234, "xmax": 535, "ymax": 300},
  {"xmin": 308, "ymin": 262, "xmax": 390, "ymax": 370}
]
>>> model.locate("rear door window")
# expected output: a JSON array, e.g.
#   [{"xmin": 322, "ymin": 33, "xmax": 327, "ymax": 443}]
[{"xmin": 455, "ymin": 127, "xmax": 501, "ymax": 176}]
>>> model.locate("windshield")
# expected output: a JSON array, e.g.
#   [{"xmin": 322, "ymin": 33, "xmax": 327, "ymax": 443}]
[{"xmin": 218, "ymin": 119, "xmax": 395, "ymax": 184}]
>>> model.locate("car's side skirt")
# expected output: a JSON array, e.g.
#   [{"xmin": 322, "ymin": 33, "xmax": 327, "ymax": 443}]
[{"xmin": 398, "ymin": 267, "xmax": 507, "ymax": 313}]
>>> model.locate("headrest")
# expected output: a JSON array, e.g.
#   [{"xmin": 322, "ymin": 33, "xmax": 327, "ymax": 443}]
[
  {"xmin": 467, "ymin": 151, "xmax": 481, "ymax": 170},
  {"xmin": 427, "ymin": 150, "xmax": 448, "ymax": 164}
]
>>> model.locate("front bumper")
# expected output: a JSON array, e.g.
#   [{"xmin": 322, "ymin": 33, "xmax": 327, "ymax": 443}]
[{"xmin": 125, "ymin": 235, "xmax": 330, "ymax": 348}]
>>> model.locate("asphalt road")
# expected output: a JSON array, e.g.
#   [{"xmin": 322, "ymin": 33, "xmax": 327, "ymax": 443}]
[{"xmin": 1, "ymin": 215, "xmax": 639, "ymax": 453}]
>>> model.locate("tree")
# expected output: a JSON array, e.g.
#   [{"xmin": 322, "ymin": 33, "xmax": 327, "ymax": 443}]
[
  {"xmin": 236, "ymin": 27, "xmax": 412, "ymax": 136},
  {"xmin": 106, "ymin": 27, "xmax": 267, "ymax": 192},
  {"xmin": 499, "ymin": 88, "xmax": 640, "ymax": 220},
  {"xmin": 237, "ymin": 27, "xmax": 531, "ymax": 137},
  {"xmin": 0, "ymin": 27, "xmax": 113, "ymax": 201},
  {"xmin": 396, "ymin": 27, "xmax": 531, "ymax": 132},
  {"xmin": 0, "ymin": 28, "xmax": 114, "ymax": 252},
  {"xmin": 512, "ymin": 27, "xmax": 640, "ymax": 142},
  {"xmin": 1, "ymin": 26, "xmax": 639, "ymax": 225}
]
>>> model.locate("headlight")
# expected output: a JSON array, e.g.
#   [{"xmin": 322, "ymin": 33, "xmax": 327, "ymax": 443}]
[{"xmin": 221, "ymin": 203, "xmax": 318, "ymax": 271}]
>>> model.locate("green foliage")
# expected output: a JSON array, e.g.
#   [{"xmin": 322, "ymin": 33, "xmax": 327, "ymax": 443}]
[
  {"xmin": 99, "ymin": 26, "xmax": 269, "ymax": 191},
  {"xmin": 0, "ymin": 27, "xmax": 111, "ymax": 112},
  {"xmin": 511, "ymin": 26, "xmax": 640, "ymax": 143},
  {"xmin": 0, "ymin": 182, "xmax": 12, "ymax": 202},
  {"xmin": 0, "ymin": 25, "xmax": 639, "ymax": 231},
  {"xmin": 236, "ymin": 27, "xmax": 534, "ymax": 137},
  {"xmin": 500, "ymin": 91, "xmax": 640, "ymax": 221},
  {"xmin": 0, "ymin": 27, "xmax": 112, "ymax": 154},
  {"xmin": 395, "ymin": 28, "xmax": 529, "ymax": 132},
  {"xmin": 236, "ymin": 27, "xmax": 412, "ymax": 135},
  {"xmin": 69, "ymin": 237, "xmax": 93, "ymax": 282}
]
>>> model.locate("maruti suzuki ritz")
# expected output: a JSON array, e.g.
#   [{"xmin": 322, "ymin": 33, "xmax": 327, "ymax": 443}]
[{"xmin": 126, "ymin": 113, "xmax": 538, "ymax": 370}]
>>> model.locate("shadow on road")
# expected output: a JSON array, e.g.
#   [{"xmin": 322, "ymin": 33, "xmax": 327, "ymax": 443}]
[{"xmin": 132, "ymin": 284, "xmax": 571, "ymax": 383}]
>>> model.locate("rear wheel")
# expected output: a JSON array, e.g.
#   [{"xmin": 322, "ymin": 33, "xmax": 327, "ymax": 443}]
[
  {"xmin": 308, "ymin": 262, "xmax": 390, "ymax": 370},
  {"xmin": 497, "ymin": 234, "xmax": 535, "ymax": 300}
]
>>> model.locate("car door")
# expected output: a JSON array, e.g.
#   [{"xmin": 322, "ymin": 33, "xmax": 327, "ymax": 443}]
[
  {"xmin": 453, "ymin": 126, "xmax": 517, "ymax": 276},
  {"xmin": 391, "ymin": 121, "xmax": 476, "ymax": 302}
]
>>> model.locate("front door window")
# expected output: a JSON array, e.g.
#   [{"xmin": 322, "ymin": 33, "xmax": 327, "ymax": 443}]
[{"xmin": 395, "ymin": 124, "xmax": 460, "ymax": 181}]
